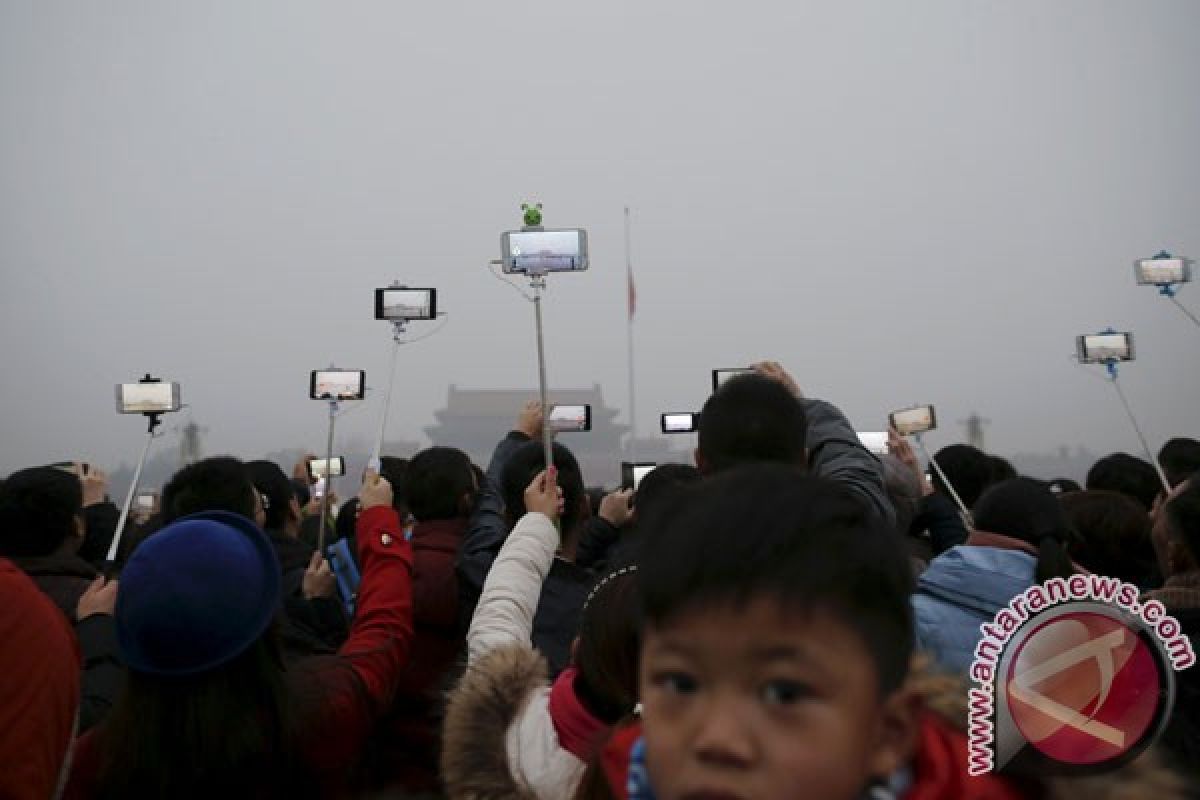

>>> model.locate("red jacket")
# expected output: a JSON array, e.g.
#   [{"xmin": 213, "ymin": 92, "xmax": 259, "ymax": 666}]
[
  {"xmin": 365, "ymin": 516, "xmax": 467, "ymax": 793},
  {"xmin": 65, "ymin": 505, "xmax": 415, "ymax": 798}
]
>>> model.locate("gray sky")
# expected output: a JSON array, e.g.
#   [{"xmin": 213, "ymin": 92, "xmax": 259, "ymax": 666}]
[{"xmin": 2, "ymin": 0, "xmax": 1198, "ymax": 479}]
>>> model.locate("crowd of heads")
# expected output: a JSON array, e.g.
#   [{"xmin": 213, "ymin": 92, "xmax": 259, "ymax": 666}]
[{"xmin": 0, "ymin": 361, "xmax": 1198, "ymax": 799}]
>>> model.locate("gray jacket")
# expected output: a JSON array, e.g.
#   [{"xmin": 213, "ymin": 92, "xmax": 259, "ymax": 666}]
[{"xmin": 803, "ymin": 397, "xmax": 896, "ymax": 529}]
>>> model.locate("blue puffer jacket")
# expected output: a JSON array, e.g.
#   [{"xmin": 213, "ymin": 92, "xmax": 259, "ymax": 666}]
[{"xmin": 912, "ymin": 545, "xmax": 1037, "ymax": 674}]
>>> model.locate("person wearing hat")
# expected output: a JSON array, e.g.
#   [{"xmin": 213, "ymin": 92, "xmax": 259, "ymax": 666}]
[{"xmin": 64, "ymin": 469, "xmax": 414, "ymax": 798}]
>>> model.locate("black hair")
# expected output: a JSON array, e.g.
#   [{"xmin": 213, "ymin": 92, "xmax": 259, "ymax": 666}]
[
  {"xmin": 161, "ymin": 457, "xmax": 257, "ymax": 525},
  {"xmin": 1159, "ymin": 439, "xmax": 1200, "ymax": 489},
  {"xmin": 246, "ymin": 461, "xmax": 296, "ymax": 533},
  {"xmin": 631, "ymin": 463, "xmax": 701, "ymax": 520},
  {"xmin": 501, "ymin": 441, "xmax": 586, "ymax": 531},
  {"xmin": 378, "ymin": 456, "xmax": 411, "ymax": 519},
  {"xmin": 0, "ymin": 467, "xmax": 83, "ymax": 557},
  {"xmin": 1086, "ymin": 452, "xmax": 1161, "ymax": 511},
  {"xmin": 574, "ymin": 568, "xmax": 642, "ymax": 724},
  {"xmin": 696, "ymin": 374, "xmax": 807, "ymax": 474},
  {"xmin": 585, "ymin": 487, "xmax": 607, "ymax": 518},
  {"xmin": 973, "ymin": 478, "xmax": 1076, "ymax": 583},
  {"xmin": 639, "ymin": 464, "xmax": 913, "ymax": 694},
  {"xmin": 1061, "ymin": 490, "xmax": 1160, "ymax": 588},
  {"xmin": 929, "ymin": 444, "xmax": 995, "ymax": 509},
  {"xmin": 96, "ymin": 630, "xmax": 305, "ymax": 798},
  {"xmin": 405, "ymin": 447, "xmax": 476, "ymax": 522},
  {"xmin": 987, "ymin": 455, "xmax": 1018, "ymax": 483},
  {"xmin": 1164, "ymin": 473, "xmax": 1200, "ymax": 566},
  {"xmin": 1047, "ymin": 478, "xmax": 1082, "ymax": 496}
]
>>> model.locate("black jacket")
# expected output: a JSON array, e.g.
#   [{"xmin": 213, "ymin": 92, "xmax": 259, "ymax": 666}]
[{"xmin": 265, "ymin": 529, "xmax": 350, "ymax": 660}]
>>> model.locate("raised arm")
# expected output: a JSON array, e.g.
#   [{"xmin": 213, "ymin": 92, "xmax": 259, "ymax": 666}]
[{"xmin": 467, "ymin": 468, "xmax": 561, "ymax": 664}]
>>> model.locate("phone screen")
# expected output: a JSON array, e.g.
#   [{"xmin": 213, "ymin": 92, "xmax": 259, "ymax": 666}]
[
  {"xmin": 309, "ymin": 457, "xmax": 345, "ymax": 478},
  {"xmin": 549, "ymin": 404, "xmax": 591, "ymax": 432},
  {"xmin": 310, "ymin": 370, "xmax": 365, "ymax": 401},
  {"xmin": 375, "ymin": 288, "xmax": 436, "ymax": 320},
  {"xmin": 661, "ymin": 413, "xmax": 698, "ymax": 433},
  {"xmin": 1135, "ymin": 257, "xmax": 1188, "ymax": 285},
  {"xmin": 1078, "ymin": 333, "xmax": 1134, "ymax": 363},
  {"xmin": 890, "ymin": 406, "xmax": 937, "ymax": 436},
  {"xmin": 502, "ymin": 229, "xmax": 588, "ymax": 274},
  {"xmin": 116, "ymin": 382, "xmax": 181, "ymax": 414}
]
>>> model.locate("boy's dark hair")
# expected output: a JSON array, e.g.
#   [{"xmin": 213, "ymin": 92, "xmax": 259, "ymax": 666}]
[
  {"xmin": 1061, "ymin": 490, "xmax": 1159, "ymax": 587},
  {"xmin": 638, "ymin": 464, "xmax": 913, "ymax": 694},
  {"xmin": 501, "ymin": 441, "xmax": 586, "ymax": 530},
  {"xmin": 1159, "ymin": 439, "xmax": 1200, "ymax": 489},
  {"xmin": 161, "ymin": 457, "xmax": 257, "ymax": 524},
  {"xmin": 246, "ymin": 461, "xmax": 296, "ymax": 532},
  {"xmin": 0, "ymin": 467, "xmax": 83, "ymax": 557},
  {"xmin": 1086, "ymin": 453, "xmax": 1161, "ymax": 511},
  {"xmin": 696, "ymin": 374, "xmax": 808, "ymax": 474},
  {"xmin": 632, "ymin": 463, "xmax": 701, "ymax": 520},
  {"xmin": 1164, "ymin": 473, "xmax": 1200, "ymax": 565},
  {"xmin": 973, "ymin": 478, "xmax": 1076, "ymax": 583},
  {"xmin": 405, "ymin": 447, "xmax": 475, "ymax": 522},
  {"xmin": 930, "ymin": 444, "xmax": 994, "ymax": 509}
]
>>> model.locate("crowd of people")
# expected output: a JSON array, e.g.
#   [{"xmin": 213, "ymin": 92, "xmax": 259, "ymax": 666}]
[{"xmin": 2, "ymin": 360, "xmax": 1199, "ymax": 799}]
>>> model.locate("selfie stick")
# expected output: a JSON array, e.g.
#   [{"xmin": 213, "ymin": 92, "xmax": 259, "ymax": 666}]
[
  {"xmin": 106, "ymin": 377, "xmax": 165, "ymax": 566},
  {"xmin": 913, "ymin": 433, "xmax": 973, "ymax": 527},
  {"xmin": 1104, "ymin": 360, "xmax": 1172, "ymax": 494},
  {"xmin": 515, "ymin": 204, "xmax": 555, "ymax": 470},
  {"xmin": 317, "ymin": 369, "xmax": 341, "ymax": 552},
  {"xmin": 369, "ymin": 314, "xmax": 408, "ymax": 473}
]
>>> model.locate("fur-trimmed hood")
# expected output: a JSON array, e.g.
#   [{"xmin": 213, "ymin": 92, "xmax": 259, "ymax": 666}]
[{"xmin": 441, "ymin": 644, "xmax": 548, "ymax": 800}]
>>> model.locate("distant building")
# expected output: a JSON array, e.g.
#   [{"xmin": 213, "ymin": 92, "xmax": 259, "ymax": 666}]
[{"xmin": 425, "ymin": 384, "xmax": 630, "ymax": 486}]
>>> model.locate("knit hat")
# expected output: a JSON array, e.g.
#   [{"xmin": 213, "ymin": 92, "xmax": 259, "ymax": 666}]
[{"xmin": 116, "ymin": 511, "xmax": 281, "ymax": 676}]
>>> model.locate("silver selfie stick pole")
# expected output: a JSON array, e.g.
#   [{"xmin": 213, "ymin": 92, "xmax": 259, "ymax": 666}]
[
  {"xmin": 913, "ymin": 433, "xmax": 973, "ymax": 527},
  {"xmin": 1108, "ymin": 371, "xmax": 1171, "ymax": 493},
  {"xmin": 106, "ymin": 418, "xmax": 161, "ymax": 566},
  {"xmin": 317, "ymin": 396, "xmax": 338, "ymax": 552},
  {"xmin": 531, "ymin": 273, "xmax": 553, "ymax": 470},
  {"xmin": 369, "ymin": 320, "xmax": 406, "ymax": 472}
]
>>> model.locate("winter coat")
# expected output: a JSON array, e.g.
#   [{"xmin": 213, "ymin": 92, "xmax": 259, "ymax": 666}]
[
  {"xmin": 0, "ymin": 560, "xmax": 81, "ymax": 800},
  {"xmin": 11, "ymin": 552, "xmax": 97, "ymax": 620},
  {"xmin": 443, "ymin": 511, "xmax": 611, "ymax": 800},
  {"xmin": 64, "ymin": 505, "xmax": 415, "ymax": 798},
  {"xmin": 458, "ymin": 432, "xmax": 594, "ymax": 677},
  {"xmin": 10, "ymin": 553, "xmax": 122, "ymax": 732},
  {"xmin": 596, "ymin": 659, "xmax": 1187, "ymax": 799},
  {"xmin": 266, "ymin": 528, "xmax": 350, "ymax": 660},
  {"xmin": 912, "ymin": 544, "xmax": 1039, "ymax": 675},
  {"xmin": 802, "ymin": 397, "xmax": 896, "ymax": 529},
  {"xmin": 364, "ymin": 516, "xmax": 469, "ymax": 794}
]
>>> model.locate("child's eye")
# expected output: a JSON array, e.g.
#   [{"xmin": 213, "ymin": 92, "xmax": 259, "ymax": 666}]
[
  {"xmin": 761, "ymin": 679, "xmax": 810, "ymax": 706},
  {"xmin": 652, "ymin": 671, "xmax": 699, "ymax": 696}
]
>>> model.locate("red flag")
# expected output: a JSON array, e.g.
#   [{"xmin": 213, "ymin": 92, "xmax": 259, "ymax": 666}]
[{"xmin": 627, "ymin": 261, "xmax": 636, "ymax": 320}]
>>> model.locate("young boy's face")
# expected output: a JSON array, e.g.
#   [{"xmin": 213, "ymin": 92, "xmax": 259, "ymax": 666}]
[{"xmin": 639, "ymin": 597, "xmax": 917, "ymax": 800}]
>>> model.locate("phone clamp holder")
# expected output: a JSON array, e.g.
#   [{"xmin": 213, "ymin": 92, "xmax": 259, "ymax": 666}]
[
  {"xmin": 1139, "ymin": 250, "xmax": 1200, "ymax": 329},
  {"xmin": 106, "ymin": 374, "xmax": 168, "ymax": 567}
]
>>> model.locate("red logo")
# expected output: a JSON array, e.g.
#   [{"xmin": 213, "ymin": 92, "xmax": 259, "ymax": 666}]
[{"xmin": 1004, "ymin": 611, "xmax": 1163, "ymax": 766}]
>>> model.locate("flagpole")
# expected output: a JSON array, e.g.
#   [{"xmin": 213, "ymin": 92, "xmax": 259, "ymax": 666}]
[{"xmin": 625, "ymin": 206, "xmax": 637, "ymax": 463}]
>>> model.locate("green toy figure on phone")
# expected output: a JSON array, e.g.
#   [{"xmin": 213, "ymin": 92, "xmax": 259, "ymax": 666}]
[{"xmin": 521, "ymin": 202, "xmax": 543, "ymax": 229}]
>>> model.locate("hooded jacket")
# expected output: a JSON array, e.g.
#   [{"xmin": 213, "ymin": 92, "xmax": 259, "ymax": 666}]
[
  {"xmin": 912, "ymin": 543, "xmax": 1039, "ymax": 675},
  {"xmin": 442, "ymin": 511, "xmax": 611, "ymax": 800}
]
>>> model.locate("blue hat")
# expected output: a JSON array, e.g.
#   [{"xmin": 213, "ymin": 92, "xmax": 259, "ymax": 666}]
[{"xmin": 116, "ymin": 511, "xmax": 281, "ymax": 676}]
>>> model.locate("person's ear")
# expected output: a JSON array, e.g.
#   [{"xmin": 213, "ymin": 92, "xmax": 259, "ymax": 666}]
[
  {"xmin": 868, "ymin": 686, "xmax": 921, "ymax": 782},
  {"xmin": 693, "ymin": 447, "xmax": 709, "ymax": 474},
  {"xmin": 73, "ymin": 514, "xmax": 86, "ymax": 542},
  {"xmin": 569, "ymin": 636, "xmax": 581, "ymax": 666}
]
